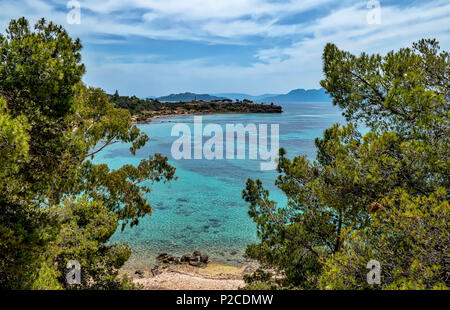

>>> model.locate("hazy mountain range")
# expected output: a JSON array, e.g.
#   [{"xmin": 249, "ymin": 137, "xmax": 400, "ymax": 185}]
[
  {"xmin": 212, "ymin": 93, "xmax": 279, "ymax": 102},
  {"xmin": 261, "ymin": 88, "xmax": 331, "ymax": 103},
  {"xmin": 156, "ymin": 92, "xmax": 227, "ymax": 102},
  {"xmin": 154, "ymin": 88, "xmax": 331, "ymax": 103}
]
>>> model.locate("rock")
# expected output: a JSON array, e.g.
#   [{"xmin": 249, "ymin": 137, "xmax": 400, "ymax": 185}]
[
  {"xmin": 200, "ymin": 254, "xmax": 209, "ymax": 263},
  {"xmin": 181, "ymin": 254, "xmax": 192, "ymax": 263},
  {"xmin": 230, "ymin": 251, "xmax": 238, "ymax": 255},
  {"xmin": 189, "ymin": 256, "xmax": 199, "ymax": 262},
  {"xmin": 189, "ymin": 261, "xmax": 202, "ymax": 267},
  {"xmin": 150, "ymin": 266, "xmax": 161, "ymax": 277},
  {"xmin": 135, "ymin": 269, "xmax": 144, "ymax": 276},
  {"xmin": 160, "ymin": 254, "xmax": 175, "ymax": 264},
  {"xmin": 193, "ymin": 250, "xmax": 201, "ymax": 256},
  {"xmin": 135, "ymin": 269, "xmax": 145, "ymax": 278},
  {"xmin": 157, "ymin": 253, "xmax": 169, "ymax": 260},
  {"xmin": 174, "ymin": 257, "xmax": 181, "ymax": 264}
]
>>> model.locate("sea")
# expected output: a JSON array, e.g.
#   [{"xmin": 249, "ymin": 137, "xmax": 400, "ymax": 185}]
[{"xmin": 93, "ymin": 101, "xmax": 346, "ymax": 269}]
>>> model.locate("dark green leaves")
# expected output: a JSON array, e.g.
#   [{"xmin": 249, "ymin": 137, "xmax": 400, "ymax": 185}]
[
  {"xmin": 0, "ymin": 18, "xmax": 176, "ymax": 289},
  {"xmin": 243, "ymin": 39, "xmax": 449, "ymax": 290}
]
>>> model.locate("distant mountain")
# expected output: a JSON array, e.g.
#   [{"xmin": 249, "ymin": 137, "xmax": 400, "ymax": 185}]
[
  {"xmin": 263, "ymin": 88, "xmax": 331, "ymax": 103},
  {"xmin": 157, "ymin": 92, "xmax": 227, "ymax": 102},
  {"xmin": 213, "ymin": 93, "xmax": 278, "ymax": 102},
  {"xmin": 153, "ymin": 89, "xmax": 331, "ymax": 103},
  {"xmin": 214, "ymin": 89, "xmax": 331, "ymax": 103}
]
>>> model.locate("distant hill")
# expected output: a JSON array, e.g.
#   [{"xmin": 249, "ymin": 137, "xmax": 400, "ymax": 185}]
[
  {"xmin": 214, "ymin": 89, "xmax": 331, "ymax": 103},
  {"xmin": 152, "ymin": 89, "xmax": 331, "ymax": 103},
  {"xmin": 157, "ymin": 92, "xmax": 226, "ymax": 102},
  {"xmin": 213, "ymin": 93, "xmax": 278, "ymax": 102},
  {"xmin": 263, "ymin": 88, "xmax": 331, "ymax": 103},
  {"xmin": 108, "ymin": 93, "xmax": 282, "ymax": 123}
]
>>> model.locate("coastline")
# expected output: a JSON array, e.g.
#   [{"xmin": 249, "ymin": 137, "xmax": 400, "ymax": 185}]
[
  {"xmin": 132, "ymin": 110, "xmax": 282, "ymax": 124},
  {"xmin": 122, "ymin": 263, "xmax": 255, "ymax": 290},
  {"xmin": 119, "ymin": 248, "xmax": 258, "ymax": 290}
]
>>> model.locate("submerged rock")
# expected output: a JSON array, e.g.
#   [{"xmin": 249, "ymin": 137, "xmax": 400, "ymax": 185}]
[
  {"xmin": 150, "ymin": 266, "xmax": 161, "ymax": 277},
  {"xmin": 181, "ymin": 254, "xmax": 192, "ymax": 262},
  {"xmin": 157, "ymin": 253, "xmax": 169, "ymax": 260},
  {"xmin": 189, "ymin": 256, "xmax": 199, "ymax": 263},
  {"xmin": 200, "ymin": 254, "xmax": 209, "ymax": 263},
  {"xmin": 157, "ymin": 250, "xmax": 209, "ymax": 267},
  {"xmin": 135, "ymin": 269, "xmax": 145, "ymax": 278},
  {"xmin": 189, "ymin": 261, "xmax": 202, "ymax": 267}
]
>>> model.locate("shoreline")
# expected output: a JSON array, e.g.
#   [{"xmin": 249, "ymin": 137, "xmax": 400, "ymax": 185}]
[
  {"xmin": 122, "ymin": 262, "xmax": 255, "ymax": 290},
  {"xmin": 132, "ymin": 110, "xmax": 283, "ymax": 124},
  {"xmin": 119, "ymin": 249, "xmax": 258, "ymax": 290}
]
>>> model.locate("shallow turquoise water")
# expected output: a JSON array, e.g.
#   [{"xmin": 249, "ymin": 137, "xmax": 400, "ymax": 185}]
[{"xmin": 93, "ymin": 102, "xmax": 345, "ymax": 268}]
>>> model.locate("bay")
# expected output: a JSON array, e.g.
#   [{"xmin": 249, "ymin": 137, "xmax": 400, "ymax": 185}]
[{"xmin": 93, "ymin": 101, "xmax": 345, "ymax": 269}]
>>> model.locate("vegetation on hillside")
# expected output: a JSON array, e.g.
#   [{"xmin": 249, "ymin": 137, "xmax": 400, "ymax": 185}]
[
  {"xmin": 108, "ymin": 92, "xmax": 282, "ymax": 123},
  {"xmin": 242, "ymin": 39, "xmax": 449, "ymax": 290}
]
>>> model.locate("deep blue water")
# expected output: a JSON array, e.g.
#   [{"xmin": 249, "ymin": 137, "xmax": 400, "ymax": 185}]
[{"xmin": 93, "ymin": 102, "xmax": 345, "ymax": 268}]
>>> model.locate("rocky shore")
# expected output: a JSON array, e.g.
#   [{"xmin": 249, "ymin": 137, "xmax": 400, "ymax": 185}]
[
  {"xmin": 125, "ymin": 250, "xmax": 257, "ymax": 290},
  {"xmin": 131, "ymin": 108, "xmax": 281, "ymax": 124}
]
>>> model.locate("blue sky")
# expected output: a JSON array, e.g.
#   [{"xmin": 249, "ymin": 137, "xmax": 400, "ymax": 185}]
[{"xmin": 1, "ymin": 0, "xmax": 449, "ymax": 97}]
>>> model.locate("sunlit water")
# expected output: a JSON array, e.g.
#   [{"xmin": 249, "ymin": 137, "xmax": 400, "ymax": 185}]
[{"xmin": 93, "ymin": 102, "xmax": 345, "ymax": 269}]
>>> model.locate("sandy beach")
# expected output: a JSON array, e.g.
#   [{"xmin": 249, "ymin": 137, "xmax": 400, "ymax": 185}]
[{"xmin": 123, "ymin": 263, "xmax": 255, "ymax": 290}]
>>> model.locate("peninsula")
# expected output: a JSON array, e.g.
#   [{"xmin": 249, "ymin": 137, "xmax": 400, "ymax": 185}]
[{"xmin": 108, "ymin": 92, "xmax": 283, "ymax": 123}]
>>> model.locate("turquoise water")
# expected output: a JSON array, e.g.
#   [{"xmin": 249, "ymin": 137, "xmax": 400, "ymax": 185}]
[{"xmin": 93, "ymin": 102, "xmax": 345, "ymax": 269}]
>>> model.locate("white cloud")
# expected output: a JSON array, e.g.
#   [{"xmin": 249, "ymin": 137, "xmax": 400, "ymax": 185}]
[
  {"xmin": 81, "ymin": 0, "xmax": 332, "ymax": 21},
  {"xmin": 0, "ymin": 0, "xmax": 449, "ymax": 95},
  {"xmin": 0, "ymin": 0, "xmax": 335, "ymax": 42}
]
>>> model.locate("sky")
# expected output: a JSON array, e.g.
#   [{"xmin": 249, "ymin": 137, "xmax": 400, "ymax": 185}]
[{"xmin": 0, "ymin": 0, "xmax": 449, "ymax": 97}]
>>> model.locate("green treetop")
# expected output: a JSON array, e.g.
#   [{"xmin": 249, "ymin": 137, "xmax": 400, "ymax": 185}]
[
  {"xmin": 0, "ymin": 17, "xmax": 176, "ymax": 289},
  {"xmin": 242, "ymin": 39, "xmax": 449, "ymax": 290}
]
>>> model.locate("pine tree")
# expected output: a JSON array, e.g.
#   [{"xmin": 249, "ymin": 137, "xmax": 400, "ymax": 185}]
[{"xmin": 0, "ymin": 18, "xmax": 176, "ymax": 289}]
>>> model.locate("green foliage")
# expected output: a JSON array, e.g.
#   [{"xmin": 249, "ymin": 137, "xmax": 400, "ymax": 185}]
[
  {"xmin": 0, "ymin": 18, "xmax": 175, "ymax": 289},
  {"xmin": 241, "ymin": 269, "xmax": 282, "ymax": 290},
  {"xmin": 242, "ymin": 39, "xmax": 449, "ymax": 290},
  {"xmin": 0, "ymin": 97, "xmax": 30, "ymax": 179},
  {"xmin": 319, "ymin": 189, "xmax": 449, "ymax": 290},
  {"xmin": 108, "ymin": 94, "xmax": 282, "ymax": 121},
  {"xmin": 321, "ymin": 39, "xmax": 448, "ymax": 139},
  {"xmin": 48, "ymin": 196, "xmax": 134, "ymax": 290}
]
